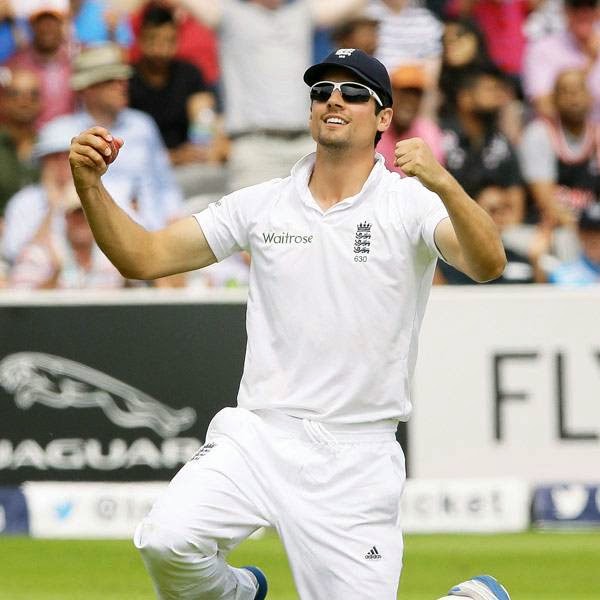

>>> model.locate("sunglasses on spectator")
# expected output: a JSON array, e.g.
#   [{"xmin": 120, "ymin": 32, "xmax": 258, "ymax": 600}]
[{"xmin": 310, "ymin": 81, "xmax": 383, "ymax": 107}]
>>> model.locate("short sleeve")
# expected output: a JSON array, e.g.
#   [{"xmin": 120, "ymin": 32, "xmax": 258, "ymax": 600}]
[
  {"xmin": 399, "ymin": 177, "xmax": 449, "ymax": 259},
  {"xmin": 421, "ymin": 201, "xmax": 450, "ymax": 259},
  {"xmin": 194, "ymin": 191, "xmax": 251, "ymax": 261}
]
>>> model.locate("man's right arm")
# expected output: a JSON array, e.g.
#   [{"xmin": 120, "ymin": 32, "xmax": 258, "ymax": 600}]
[{"xmin": 69, "ymin": 127, "xmax": 217, "ymax": 280}]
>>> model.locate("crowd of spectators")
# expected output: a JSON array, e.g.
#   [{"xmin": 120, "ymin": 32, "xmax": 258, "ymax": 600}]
[{"xmin": 0, "ymin": 0, "xmax": 599, "ymax": 290}]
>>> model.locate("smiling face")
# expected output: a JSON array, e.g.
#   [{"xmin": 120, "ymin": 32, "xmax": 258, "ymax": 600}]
[{"xmin": 308, "ymin": 67, "xmax": 392, "ymax": 151}]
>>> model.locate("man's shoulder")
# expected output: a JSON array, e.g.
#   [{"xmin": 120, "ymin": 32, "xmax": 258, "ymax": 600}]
[
  {"xmin": 381, "ymin": 169, "xmax": 433, "ymax": 200},
  {"xmin": 229, "ymin": 176, "xmax": 290, "ymax": 201}
]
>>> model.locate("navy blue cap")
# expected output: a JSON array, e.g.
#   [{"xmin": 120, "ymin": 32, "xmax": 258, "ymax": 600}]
[{"xmin": 304, "ymin": 48, "xmax": 393, "ymax": 108}]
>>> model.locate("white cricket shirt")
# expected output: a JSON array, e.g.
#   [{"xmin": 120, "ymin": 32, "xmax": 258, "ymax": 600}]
[{"xmin": 195, "ymin": 153, "xmax": 449, "ymax": 425}]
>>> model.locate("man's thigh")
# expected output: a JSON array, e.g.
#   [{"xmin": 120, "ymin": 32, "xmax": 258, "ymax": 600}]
[
  {"xmin": 276, "ymin": 440, "xmax": 406, "ymax": 600},
  {"xmin": 143, "ymin": 409, "xmax": 272, "ymax": 554}
]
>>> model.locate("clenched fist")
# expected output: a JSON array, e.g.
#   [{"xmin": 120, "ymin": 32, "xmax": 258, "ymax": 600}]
[
  {"xmin": 394, "ymin": 137, "xmax": 452, "ymax": 194},
  {"xmin": 69, "ymin": 126, "xmax": 124, "ymax": 190}
]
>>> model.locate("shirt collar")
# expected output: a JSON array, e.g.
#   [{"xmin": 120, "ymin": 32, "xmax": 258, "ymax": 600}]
[{"xmin": 291, "ymin": 151, "xmax": 387, "ymax": 214}]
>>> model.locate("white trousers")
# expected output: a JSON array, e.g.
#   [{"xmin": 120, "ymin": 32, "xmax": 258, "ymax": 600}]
[{"xmin": 135, "ymin": 407, "xmax": 406, "ymax": 600}]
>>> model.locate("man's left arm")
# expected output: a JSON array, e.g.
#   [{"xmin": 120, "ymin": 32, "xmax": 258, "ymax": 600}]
[{"xmin": 395, "ymin": 138, "xmax": 506, "ymax": 283}]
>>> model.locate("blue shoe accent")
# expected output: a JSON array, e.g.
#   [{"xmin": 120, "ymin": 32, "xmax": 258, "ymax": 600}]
[
  {"xmin": 241, "ymin": 566, "xmax": 268, "ymax": 600},
  {"xmin": 472, "ymin": 575, "xmax": 510, "ymax": 600},
  {"xmin": 448, "ymin": 574, "xmax": 510, "ymax": 600}
]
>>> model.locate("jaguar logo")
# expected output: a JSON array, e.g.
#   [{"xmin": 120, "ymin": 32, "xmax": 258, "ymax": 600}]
[{"xmin": 0, "ymin": 352, "xmax": 196, "ymax": 438}]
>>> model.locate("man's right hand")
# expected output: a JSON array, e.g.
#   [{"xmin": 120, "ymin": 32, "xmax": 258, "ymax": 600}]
[{"xmin": 69, "ymin": 127, "xmax": 124, "ymax": 190}]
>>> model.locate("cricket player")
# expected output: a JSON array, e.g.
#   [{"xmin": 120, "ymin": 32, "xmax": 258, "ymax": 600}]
[{"xmin": 69, "ymin": 49, "xmax": 510, "ymax": 600}]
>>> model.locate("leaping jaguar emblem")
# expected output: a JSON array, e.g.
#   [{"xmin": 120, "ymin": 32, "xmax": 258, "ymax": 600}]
[{"xmin": 0, "ymin": 352, "xmax": 196, "ymax": 438}]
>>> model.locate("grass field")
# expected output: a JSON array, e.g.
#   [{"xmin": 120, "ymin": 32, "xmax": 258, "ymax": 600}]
[{"xmin": 0, "ymin": 531, "xmax": 598, "ymax": 599}]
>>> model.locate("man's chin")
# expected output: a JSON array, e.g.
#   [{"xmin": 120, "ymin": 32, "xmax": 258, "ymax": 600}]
[{"xmin": 317, "ymin": 133, "xmax": 350, "ymax": 149}]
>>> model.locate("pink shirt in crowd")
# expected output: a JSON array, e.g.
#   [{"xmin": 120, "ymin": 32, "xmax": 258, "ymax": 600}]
[
  {"xmin": 378, "ymin": 118, "xmax": 445, "ymax": 176},
  {"xmin": 523, "ymin": 29, "xmax": 600, "ymax": 121},
  {"xmin": 7, "ymin": 45, "xmax": 76, "ymax": 130}
]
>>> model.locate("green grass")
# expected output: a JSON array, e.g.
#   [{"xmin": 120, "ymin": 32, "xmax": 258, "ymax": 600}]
[{"xmin": 0, "ymin": 531, "xmax": 598, "ymax": 599}]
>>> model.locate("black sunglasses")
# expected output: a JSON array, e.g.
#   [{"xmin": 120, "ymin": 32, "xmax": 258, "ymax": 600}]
[{"xmin": 309, "ymin": 80, "xmax": 383, "ymax": 106}]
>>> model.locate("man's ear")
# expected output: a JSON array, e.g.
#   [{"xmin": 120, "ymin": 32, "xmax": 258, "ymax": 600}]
[{"xmin": 377, "ymin": 107, "xmax": 394, "ymax": 132}]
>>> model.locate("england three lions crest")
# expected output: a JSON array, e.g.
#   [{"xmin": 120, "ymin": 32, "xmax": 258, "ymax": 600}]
[{"xmin": 354, "ymin": 222, "xmax": 371, "ymax": 255}]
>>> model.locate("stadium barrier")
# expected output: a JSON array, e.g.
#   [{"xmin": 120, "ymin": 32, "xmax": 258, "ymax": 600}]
[
  {"xmin": 0, "ymin": 486, "xmax": 29, "ymax": 534},
  {"xmin": 1, "ymin": 286, "xmax": 599, "ymax": 537},
  {"xmin": 532, "ymin": 483, "xmax": 600, "ymax": 529}
]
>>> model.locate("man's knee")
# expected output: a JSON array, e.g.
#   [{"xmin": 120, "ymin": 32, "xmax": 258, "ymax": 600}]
[{"xmin": 134, "ymin": 517, "xmax": 217, "ymax": 569}]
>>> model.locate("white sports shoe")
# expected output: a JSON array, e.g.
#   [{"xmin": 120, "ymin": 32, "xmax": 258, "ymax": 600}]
[{"xmin": 447, "ymin": 574, "xmax": 511, "ymax": 600}]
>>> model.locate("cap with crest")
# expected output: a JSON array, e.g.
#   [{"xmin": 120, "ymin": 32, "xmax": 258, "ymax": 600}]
[{"xmin": 304, "ymin": 48, "xmax": 393, "ymax": 108}]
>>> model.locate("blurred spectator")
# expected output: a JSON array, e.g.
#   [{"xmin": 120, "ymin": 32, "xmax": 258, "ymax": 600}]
[
  {"xmin": 1, "ymin": 46, "xmax": 183, "ymax": 263},
  {"xmin": 70, "ymin": 0, "xmax": 133, "ymax": 48},
  {"xmin": 439, "ymin": 18, "xmax": 495, "ymax": 119},
  {"xmin": 7, "ymin": 0, "xmax": 76, "ymax": 129},
  {"xmin": 378, "ymin": 64, "xmax": 445, "ymax": 174},
  {"xmin": 445, "ymin": 0, "xmax": 528, "ymax": 80},
  {"xmin": 330, "ymin": 12, "xmax": 379, "ymax": 56},
  {"xmin": 2, "ymin": 117, "xmax": 83, "ymax": 262},
  {"xmin": 190, "ymin": 0, "xmax": 368, "ymax": 191},
  {"xmin": 0, "ymin": 68, "xmax": 42, "ymax": 216},
  {"xmin": 520, "ymin": 68, "xmax": 599, "ymax": 229},
  {"xmin": 55, "ymin": 43, "xmax": 183, "ymax": 229},
  {"xmin": 367, "ymin": 0, "xmax": 442, "ymax": 118},
  {"xmin": 0, "ymin": 1, "xmax": 29, "ymax": 62},
  {"xmin": 129, "ymin": 0, "xmax": 219, "ymax": 91},
  {"xmin": 367, "ymin": 0, "xmax": 442, "ymax": 79},
  {"xmin": 524, "ymin": 0, "xmax": 566, "ymax": 43},
  {"xmin": 440, "ymin": 17, "xmax": 524, "ymax": 145},
  {"xmin": 549, "ymin": 201, "xmax": 600, "ymax": 282},
  {"xmin": 9, "ymin": 188, "xmax": 124, "ymax": 288},
  {"xmin": 441, "ymin": 66, "xmax": 526, "ymax": 224},
  {"xmin": 129, "ymin": 4, "xmax": 227, "ymax": 198},
  {"xmin": 523, "ymin": 0, "xmax": 600, "ymax": 121},
  {"xmin": 435, "ymin": 185, "xmax": 553, "ymax": 284}
]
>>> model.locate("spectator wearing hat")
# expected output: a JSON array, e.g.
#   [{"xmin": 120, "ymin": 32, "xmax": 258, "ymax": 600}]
[
  {"xmin": 9, "ymin": 184, "xmax": 125, "ymax": 289},
  {"xmin": 378, "ymin": 64, "xmax": 444, "ymax": 176},
  {"xmin": 7, "ymin": 0, "xmax": 76, "ymax": 129},
  {"xmin": 0, "ymin": 68, "xmax": 42, "ymax": 217},
  {"xmin": 549, "ymin": 202, "xmax": 600, "ymax": 283},
  {"xmin": 1, "ymin": 102, "xmax": 136, "ymax": 263},
  {"xmin": 330, "ymin": 12, "xmax": 379, "ymax": 56},
  {"xmin": 47, "ymin": 43, "xmax": 183, "ymax": 233}
]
